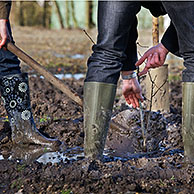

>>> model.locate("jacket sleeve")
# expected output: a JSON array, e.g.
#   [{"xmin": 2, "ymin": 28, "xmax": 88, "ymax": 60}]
[
  {"xmin": 161, "ymin": 22, "xmax": 180, "ymax": 57},
  {"xmin": 0, "ymin": 1, "xmax": 11, "ymax": 20}
]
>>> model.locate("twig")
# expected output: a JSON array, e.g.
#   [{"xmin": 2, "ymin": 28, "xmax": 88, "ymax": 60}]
[
  {"xmin": 146, "ymin": 71, "xmax": 155, "ymax": 134},
  {"xmin": 138, "ymin": 50, "xmax": 168, "ymax": 151},
  {"xmin": 148, "ymin": 71, "xmax": 156, "ymax": 111},
  {"xmin": 146, "ymin": 72, "xmax": 168, "ymax": 132},
  {"xmin": 137, "ymin": 42, "xmax": 149, "ymax": 48},
  {"xmin": 137, "ymin": 65, "xmax": 147, "ymax": 151},
  {"xmin": 139, "ymin": 100, "xmax": 146, "ymax": 151},
  {"xmin": 152, "ymin": 78, "xmax": 167, "ymax": 97},
  {"xmin": 83, "ymin": 29, "xmax": 96, "ymax": 44}
]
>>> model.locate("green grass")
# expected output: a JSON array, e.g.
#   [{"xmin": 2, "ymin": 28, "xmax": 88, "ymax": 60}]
[
  {"xmin": 61, "ymin": 189, "xmax": 72, "ymax": 194},
  {"xmin": 168, "ymin": 74, "xmax": 181, "ymax": 81}
]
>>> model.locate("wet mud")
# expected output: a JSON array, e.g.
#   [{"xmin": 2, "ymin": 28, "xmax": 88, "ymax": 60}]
[{"xmin": 0, "ymin": 75, "xmax": 193, "ymax": 194}]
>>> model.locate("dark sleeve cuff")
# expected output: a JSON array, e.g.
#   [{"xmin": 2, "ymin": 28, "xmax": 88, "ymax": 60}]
[
  {"xmin": 161, "ymin": 22, "xmax": 181, "ymax": 57},
  {"xmin": 0, "ymin": 1, "xmax": 11, "ymax": 20}
]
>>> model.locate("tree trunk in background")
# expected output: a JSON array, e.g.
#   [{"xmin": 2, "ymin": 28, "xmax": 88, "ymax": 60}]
[
  {"xmin": 54, "ymin": 1, "xmax": 64, "ymax": 29},
  {"xmin": 71, "ymin": 0, "xmax": 78, "ymax": 28},
  {"xmin": 65, "ymin": 1, "xmax": 70, "ymax": 29},
  {"xmin": 42, "ymin": 1, "xmax": 51, "ymax": 29},
  {"xmin": 42, "ymin": 1, "xmax": 47, "ymax": 28},
  {"xmin": 85, "ymin": 1, "xmax": 94, "ymax": 29},
  {"xmin": 144, "ymin": 16, "xmax": 169, "ymax": 111},
  {"xmin": 19, "ymin": 1, "xmax": 24, "ymax": 26}
]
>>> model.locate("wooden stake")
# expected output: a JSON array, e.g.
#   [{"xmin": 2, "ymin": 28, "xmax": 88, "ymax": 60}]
[
  {"xmin": 152, "ymin": 17, "xmax": 159, "ymax": 46},
  {"xmin": 144, "ymin": 16, "xmax": 169, "ymax": 111}
]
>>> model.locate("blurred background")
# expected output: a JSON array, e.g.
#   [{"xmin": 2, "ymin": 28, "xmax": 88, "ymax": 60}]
[{"xmin": 9, "ymin": 0, "xmax": 183, "ymax": 81}]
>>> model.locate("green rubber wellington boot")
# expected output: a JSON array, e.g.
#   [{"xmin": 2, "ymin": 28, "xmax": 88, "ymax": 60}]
[
  {"xmin": 0, "ymin": 73, "xmax": 61, "ymax": 149},
  {"xmin": 84, "ymin": 82, "xmax": 117, "ymax": 160},
  {"xmin": 182, "ymin": 82, "xmax": 194, "ymax": 163}
]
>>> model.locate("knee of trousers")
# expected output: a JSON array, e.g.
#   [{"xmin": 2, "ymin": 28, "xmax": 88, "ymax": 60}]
[{"xmin": 85, "ymin": 51, "xmax": 123, "ymax": 84}]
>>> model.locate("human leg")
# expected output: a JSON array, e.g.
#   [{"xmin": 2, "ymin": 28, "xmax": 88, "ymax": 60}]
[
  {"xmin": 162, "ymin": 2, "xmax": 194, "ymax": 82},
  {"xmin": 0, "ymin": 22, "xmax": 60, "ymax": 148},
  {"xmin": 0, "ymin": 73, "xmax": 60, "ymax": 148},
  {"xmin": 162, "ymin": 2, "xmax": 194, "ymax": 162},
  {"xmin": 0, "ymin": 20, "xmax": 21, "ymax": 77},
  {"xmin": 84, "ymin": 1, "xmax": 141, "ymax": 160}
]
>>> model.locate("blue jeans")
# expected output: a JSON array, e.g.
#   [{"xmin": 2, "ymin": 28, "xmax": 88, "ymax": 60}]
[{"xmin": 0, "ymin": 20, "xmax": 21, "ymax": 77}]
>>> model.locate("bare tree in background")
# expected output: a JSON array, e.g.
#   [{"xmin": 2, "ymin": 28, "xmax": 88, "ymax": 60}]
[
  {"xmin": 65, "ymin": 1, "xmax": 70, "ymax": 29},
  {"xmin": 71, "ymin": 0, "xmax": 78, "ymax": 28},
  {"xmin": 42, "ymin": 1, "xmax": 50, "ymax": 28},
  {"xmin": 54, "ymin": 0, "xmax": 64, "ymax": 29},
  {"xmin": 85, "ymin": 1, "xmax": 94, "ymax": 29},
  {"xmin": 19, "ymin": 1, "xmax": 24, "ymax": 26}
]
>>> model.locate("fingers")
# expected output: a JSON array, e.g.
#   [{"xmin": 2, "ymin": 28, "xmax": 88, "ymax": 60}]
[
  {"xmin": 135, "ymin": 52, "xmax": 149, "ymax": 67},
  {"xmin": 122, "ymin": 78, "xmax": 143, "ymax": 108},
  {"xmin": 0, "ymin": 36, "xmax": 7, "ymax": 48},
  {"xmin": 151, "ymin": 52, "xmax": 160, "ymax": 66},
  {"xmin": 124, "ymin": 92, "xmax": 143, "ymax": 109},
  {"xmin": 138, "ymin": 53, "xmax": 152, "ymax": 76},
  {"xmin": 0, "ymin": 19, "xmax": 9, "ymax": 48},
  {"xmin": 138, "ymin": 52, "xmax": 162, "ymax": 76},
  {"xmin": 135, "ymin": 93, "xmax": 144, "ymax": 102},
  {"xmin": 125, "ymin": 95, "xmax": 137, "ymax": 108}
]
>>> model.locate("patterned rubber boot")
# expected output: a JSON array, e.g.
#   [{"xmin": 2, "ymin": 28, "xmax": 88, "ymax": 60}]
[{"xmin": 0, "ymin": 73, "xmax": 61, "ymax": 148}]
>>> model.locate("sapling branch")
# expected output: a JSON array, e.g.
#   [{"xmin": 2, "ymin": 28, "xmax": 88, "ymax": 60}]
[
  {"xmin": 146, "ymin": 71, "xmax": 168, "ymax": 133},
  {"xmin": 137, "ymin": 50, "xmax": 168, "ymax": 151},
  {"xmin": 137, "ymin": 66, "xmax": 147, "ymax": 151},
  {"xmin": 139, "ymin": 100, "xmax": 146, "ymax": 151},
  {"xmin": 83, "ymin": 29, "xmax": 96, "ymax": 45},
  {"xmin": 137, "ymin": 42, "xmax": 149, "ymax": 48}
]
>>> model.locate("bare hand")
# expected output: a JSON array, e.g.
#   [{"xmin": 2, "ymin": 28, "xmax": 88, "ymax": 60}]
[
  {"xmin": 135, "ymin": 43, "xmax": 169, "ymax": 76},
  {"xmin": 122, "ymin": 78, "xmax": 143, "ymax": 108},
  {"xmin": 0, "ymin": 19, "xmax": 10, "ymax": 48}
]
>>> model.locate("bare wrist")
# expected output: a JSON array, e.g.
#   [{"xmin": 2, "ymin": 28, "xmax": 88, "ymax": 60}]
[
  {"xmin": 160, "ymin": 43, "xmax": 169, "ymax": 54},
  {"xmin": 121, "ymin": 71, "xmax": 134, "ymax": 76}
]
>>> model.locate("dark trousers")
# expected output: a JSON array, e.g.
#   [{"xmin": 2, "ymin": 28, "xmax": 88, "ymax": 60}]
[
  {"xmin": 85, "ymin": 1, "xmax": 194, "ymax": 84},
  {"xmin": 0, "ymin": 20, "xmax": 21, "ymax": 77},
  {"xmin": 85, "ymin": 1, "xmax": 141, "ymax": 84},
  {"xmin": 162, "ymin": 2, "xmax": 194, "ymax": 82}
]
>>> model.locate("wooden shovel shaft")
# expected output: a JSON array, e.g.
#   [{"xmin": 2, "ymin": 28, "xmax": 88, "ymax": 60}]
[{"xmin": 6, "ymin": 42, "xmax": 83, "ymax": 106}]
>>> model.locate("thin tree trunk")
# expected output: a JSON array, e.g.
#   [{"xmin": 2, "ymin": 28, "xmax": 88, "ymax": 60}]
[
  {"xmin": 42, "ymin": 1, "xmax": 47, "ymax": 28},
  {"xmin": 85, "ymin": 1, "xmax": 93, "ymax": 29},
  {"xmin": 71, "ymin": 0, "xmax": 78, "ymax": 28},
  {"xmin": 65, "ymin": 1, "xmax": 70, "ymax": 29},
  {"xmin": 19, "ymin": 1, "xmax": 24, "ymax": 26},
  {"xmin": 54, "ymin": 0, "xmax": 64, "ymax": 29}
]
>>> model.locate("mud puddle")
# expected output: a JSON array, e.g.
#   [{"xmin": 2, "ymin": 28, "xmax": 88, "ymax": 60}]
[
  {"xmin": 0, "ymin": 144, "xmax": 184, "ymax": 165},
  {"xmin": 31, "ymin": 73, "xmax": 85, "ymax": 80}
]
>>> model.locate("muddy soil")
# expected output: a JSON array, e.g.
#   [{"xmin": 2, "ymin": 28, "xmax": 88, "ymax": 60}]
[
  {"xmin": 0, "ymin": 75, "xmax": 193, "ymax": 194},
  {"xmin": 0, "ymin": 27, "xmax": 193, "ymax": 193}
]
